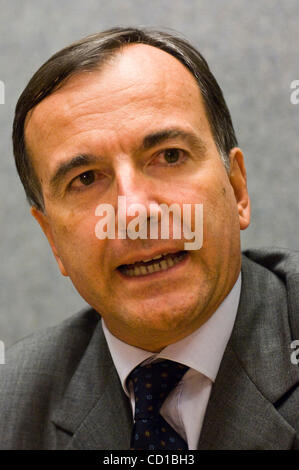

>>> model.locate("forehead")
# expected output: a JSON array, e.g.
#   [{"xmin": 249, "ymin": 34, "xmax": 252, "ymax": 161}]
[{"xmin": 25, "ymin": 44, "xmax": 208, "ymax": 166}]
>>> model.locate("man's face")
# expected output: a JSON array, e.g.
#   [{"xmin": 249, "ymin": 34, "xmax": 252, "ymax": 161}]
[{"xmin": 26, "ymin": 44, "xmax": 250, "ymax": 351}]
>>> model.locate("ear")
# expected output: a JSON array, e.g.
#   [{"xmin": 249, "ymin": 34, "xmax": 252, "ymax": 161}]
[
  {"xmin": 228, "ymin": 147, "xmax": 251, "ymax": 230},
  {"xmin": 30, "ymin": 206, "xmax": 68, "ymax": 276}
]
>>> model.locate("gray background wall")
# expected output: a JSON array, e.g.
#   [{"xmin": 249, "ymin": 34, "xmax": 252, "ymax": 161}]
[{"xmin": 0, "ymin": 0, "xmax": 298, "ymax": 348}]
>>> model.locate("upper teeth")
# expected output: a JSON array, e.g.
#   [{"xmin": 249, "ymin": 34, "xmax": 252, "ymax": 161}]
[{"xmin": 142, "ymin": 253, "xmax": 168, "ymax": 263}]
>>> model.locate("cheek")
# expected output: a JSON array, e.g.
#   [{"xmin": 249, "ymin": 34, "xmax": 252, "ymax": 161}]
[
  {"xmin": 51, "ymin": 212, "xmax": 105, "ymax": 267},
  {"xmin": 186, "ymin": 176, "xmax": 237, "ymax": 245}
]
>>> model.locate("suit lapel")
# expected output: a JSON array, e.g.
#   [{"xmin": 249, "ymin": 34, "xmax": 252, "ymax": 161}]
[
  {"xmin": 197, "ymin": 343, "xmax": 295, "ymax": 449},
  {"xmin": 66, "ymin": 374, "xmax": 132, "ymax": 450},
  {"xmin": 51, "ymin": 319, "xmax": 132, "ymax": 450},
  {"xmin": 198, "ymin": 254, "xmax": 298, "ymax": 449}
]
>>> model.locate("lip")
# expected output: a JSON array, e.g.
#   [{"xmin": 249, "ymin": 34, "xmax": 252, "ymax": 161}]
[
  {"xmin": 116, "ymin": 250, "xmax": 190, "ymax": 281},
  {"xmin": 116, "ymin": 247, "xmax": 186, "ymax": 268}
]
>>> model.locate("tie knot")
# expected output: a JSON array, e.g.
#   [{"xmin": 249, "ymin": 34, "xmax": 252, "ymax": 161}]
[{"xmin": 127, "ymin": 360, "xmax": 189, "ymax": 420}]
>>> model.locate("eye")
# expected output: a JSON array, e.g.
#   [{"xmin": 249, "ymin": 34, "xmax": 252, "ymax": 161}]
[
  {"xmin": 68, "ymin": 169, "xmax": 105, "ymax": 191},
  {"xmin": 163, "ymin": 148, "xmax": 181, "ymax": 164},
  {"xmin": 150, "ymin": 148, "xmax": 188, "ymax": 167},
  {"xmin": 78, "ymin": 170, "xmax": 95, "ymax": 186}
]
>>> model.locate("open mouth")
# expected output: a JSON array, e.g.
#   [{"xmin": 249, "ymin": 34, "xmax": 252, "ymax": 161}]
[{"xmin": 118, "ymin": 250, "xmax": 188, "ymax": 277}]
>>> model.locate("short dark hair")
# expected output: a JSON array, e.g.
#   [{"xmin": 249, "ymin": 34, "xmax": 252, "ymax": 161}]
[{"xmin": 12, "ymin": 27, "xmax": 238, "ymax": 211}]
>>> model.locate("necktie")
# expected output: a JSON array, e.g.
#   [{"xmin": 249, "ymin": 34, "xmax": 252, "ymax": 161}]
[{"xmin": 127, "ymin": 359, "xmax": 189, "ymax": 450}]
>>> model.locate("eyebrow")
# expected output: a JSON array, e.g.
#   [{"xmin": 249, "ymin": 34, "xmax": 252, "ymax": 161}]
[
  {"xmin": 48, "ymin": 128, "xmax": 207, "ymax": 197},
  {"xmin": 142, "ymin": 128, "xmax": 207, "ymax": 154}
]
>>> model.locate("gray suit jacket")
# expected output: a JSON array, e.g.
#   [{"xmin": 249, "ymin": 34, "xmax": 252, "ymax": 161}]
[{"xmin": 0, "ymin": 248, "xmax": 298, "ymax": 449}]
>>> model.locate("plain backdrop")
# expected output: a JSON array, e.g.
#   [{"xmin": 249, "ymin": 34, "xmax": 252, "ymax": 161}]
[{"xmin": 0, "ymin": 0, "xmax": 298, "ymax": 347}]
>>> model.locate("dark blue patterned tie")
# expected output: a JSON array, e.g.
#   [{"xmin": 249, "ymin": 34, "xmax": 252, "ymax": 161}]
[{"xmin": 127, "ymin": 360, "xmax": 189, "ymax": 450}]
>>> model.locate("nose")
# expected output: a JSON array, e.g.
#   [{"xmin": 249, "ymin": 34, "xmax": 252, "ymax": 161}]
[
  {"xmin": 116, "ymin": 162, "xmax": 151, "ymax": 206},
  {"xmin": 114, "ymin": 162, "xmax": 162, "ymax": 237}
]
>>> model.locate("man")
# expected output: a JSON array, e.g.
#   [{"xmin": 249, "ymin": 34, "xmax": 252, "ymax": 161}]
[{"xmin": 0, "ymin": 27, "xmax": 298, "ymax": 450}]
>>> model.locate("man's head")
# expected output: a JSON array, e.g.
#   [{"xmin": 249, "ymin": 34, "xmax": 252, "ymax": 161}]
[
  {"xmin": 13, "ymin": 28, "xmax": 250, "ymax": 351},
  {"xmin": 13, "ymin": 27, "xmax": 238, "ymax": 212}
]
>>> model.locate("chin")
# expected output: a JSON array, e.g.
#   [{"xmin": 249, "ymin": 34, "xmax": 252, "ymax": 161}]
[{"xmin": 130, "ymin": 299, "xmax": 204, "ymax": 335}]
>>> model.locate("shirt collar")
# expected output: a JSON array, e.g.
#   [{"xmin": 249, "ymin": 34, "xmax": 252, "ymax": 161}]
[{"xmin": 102, "ymin": 273, "xmax": 241, "ymax": 395}]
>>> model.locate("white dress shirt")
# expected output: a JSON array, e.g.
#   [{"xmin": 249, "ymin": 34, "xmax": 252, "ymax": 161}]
[{"xmin": 102, "ymin": 273, "xmax": 241, "ymax": 450}]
